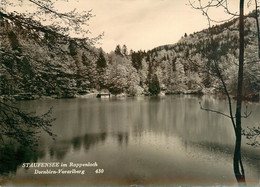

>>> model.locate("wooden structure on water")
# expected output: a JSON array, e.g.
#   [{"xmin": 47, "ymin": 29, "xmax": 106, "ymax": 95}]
[{"xmin": 96, "ymin": 93, "xmax": 111, "ymax": 98}]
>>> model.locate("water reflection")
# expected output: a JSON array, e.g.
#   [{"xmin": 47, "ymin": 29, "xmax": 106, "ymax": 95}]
[
  {"xmin": 0, "ymin": 132, "xmax": 124, "ymax": 176},
  {"xmin": 1, "ymin": 95, "xmax": 259, "ymax": 186},
  {"xmin": 117, "ymin": 133, "xmax": 129, "ymax": 146},
  {"xmin": 44, "ymin": 132, "xmax": 108, "ymax": 160},
  {"xmin": 0, "ymin": 144, "xmax": 40, "ymax": 175}
]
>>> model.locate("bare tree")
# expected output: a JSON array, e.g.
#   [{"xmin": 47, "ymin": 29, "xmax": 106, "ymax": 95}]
[{"xmin": 189, "ymin": 0, "xmax": 259, "ymax": 185}]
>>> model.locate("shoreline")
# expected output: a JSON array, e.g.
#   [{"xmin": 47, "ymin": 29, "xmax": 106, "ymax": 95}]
[{"xmin": 0, "ymin": 86, "xmax": 259, "ymax": 103}]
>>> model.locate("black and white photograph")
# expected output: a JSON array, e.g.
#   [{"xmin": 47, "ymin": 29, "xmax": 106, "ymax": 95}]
[{"xmin": 0, "ymin": 0, "xmax": 259, "ymax": 186}]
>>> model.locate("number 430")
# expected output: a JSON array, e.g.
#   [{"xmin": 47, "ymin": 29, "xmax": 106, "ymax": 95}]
[{"xmin": 95, "ymin": 169, "xmax": 104, "ymax": 174}]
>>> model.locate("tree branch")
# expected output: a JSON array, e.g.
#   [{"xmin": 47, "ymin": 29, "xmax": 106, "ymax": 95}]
[{"xmin": 199, "ymin": 101, "xmax": 233, "ymax": 118}]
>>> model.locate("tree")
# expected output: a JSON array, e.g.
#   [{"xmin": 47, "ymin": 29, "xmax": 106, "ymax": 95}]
[
  {"xmin": 115, "ymin": 45, "xmax": 122, "ymax": 56},
  {"xmin": 69, "ymin": 40, "xmax": 78, "ymax": 56},
  {"xmin": 0, "ymin": 101, "xmax": 55, "ymax": 147},
  {"xmin": 108, "ymin": 67, "xmax": 126, "ymax": 95},
  {"xmin": 96, "ymin": 50, "xmax": 107, "ymax": 69},
  {"xmin": 147, "ymin": 58, "xmax": 160, "ymax": 95},
  {"xmin": 96, "ymin": 49, "xmax": 107, "ymax": 89},
  {"xmin": 81, "ymin": 52, "xmax": 97, "ymax": 88},
  {"xmin": 252, "ymin": 0, "xmax": 260, "ymax": 58},
  {"xmin": 131, "ymin": 50, "xmax": 145, "ymax": 70},
  {"xmin": 0, "ymin": 0, "xmax": 102, "ymax": 46},
  {"xmin": 189, "ymin": 0, "xmax": 260, "ymax": 185},
  {"xmin": 0, "ymin": 0, "xmax": 101, "ymax": 146},
  {"xmin": 122, "ymin": 44, "xmax": 128, "ymax": 56},
  {"xmin": 148, "ymin": 74, "xmax": 160, "ymax": 95}
]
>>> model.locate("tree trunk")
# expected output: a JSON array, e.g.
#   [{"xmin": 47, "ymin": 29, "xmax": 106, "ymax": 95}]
[
  {"xmin": 255, "ymin": 0, "xmax": 260, "ymax": 58},
  {"xmin": 233, "ymin": 131, "xmax": 246, "ymax": 185},
  {"xmin": 233, "ymin": 0, "xmax": 246, "ymax": 185}
]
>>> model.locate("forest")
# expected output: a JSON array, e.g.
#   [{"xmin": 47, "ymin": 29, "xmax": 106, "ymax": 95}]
[{"xmin": 0, "ymin": 10, "xmax": 259, "ymax": 101}]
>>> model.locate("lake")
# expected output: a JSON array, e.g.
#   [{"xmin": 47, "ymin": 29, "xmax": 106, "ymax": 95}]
[{"xmin": 1, "ymin": 95, "xmax": 259, "ymax": 186}]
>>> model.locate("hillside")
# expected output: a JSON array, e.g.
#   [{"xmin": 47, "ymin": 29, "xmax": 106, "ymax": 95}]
[
  {"xmin": 0, "ymin": 12, "xmax": 259, "ymax": 100},
  {"xmin": 145, "ymin": 16, "xmax": 259, "ymax": 99},
  {"xmin": 0, "ymin": 13, "xmax": 100, "ymax": 99}
]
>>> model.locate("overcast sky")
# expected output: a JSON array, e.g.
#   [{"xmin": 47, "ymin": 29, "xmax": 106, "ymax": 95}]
[
  {"xmin": 5, "ymin": 0, "xmax": 252, "ymax": 52},
  {"xmin": 76, "ymin": 0, "xmax": 244, "ymax": 52}
]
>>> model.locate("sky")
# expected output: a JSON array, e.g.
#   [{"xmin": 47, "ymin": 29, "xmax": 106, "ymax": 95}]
[
  {"xmin": 73, "ymin": 0, "xmax": 242, "ymax": 52},
  {"xmin": 3, "ymin": 0, "xmax": 252, "ymax": 52}
]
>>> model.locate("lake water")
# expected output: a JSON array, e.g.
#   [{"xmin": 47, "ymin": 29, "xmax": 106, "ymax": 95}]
[{"xmin": 1, "ymin": 95, "xmax": 259, "ymax": 186}]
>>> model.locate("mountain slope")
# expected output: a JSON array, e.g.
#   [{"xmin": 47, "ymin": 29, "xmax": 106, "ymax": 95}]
[
  {"xmin": 144, "ymin": 15, "xmax": 259, "ymax": 99},
  {"xmin": 0, "ymin": 12, "xmax": 259, "ymax": 100}
]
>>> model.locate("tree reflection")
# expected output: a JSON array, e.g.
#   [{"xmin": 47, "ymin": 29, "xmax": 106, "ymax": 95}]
[
  {"xmin": 83, "ymin": 132, "xmax": 107, "ymax": 150},
  {"xmin": 114, "ymin": 132, "xmax": 129, "ymax": 146},
  {"xmin": 0, "ymin": 132, "xmax": 109, "ymax": 176},
  {"xmin": 0, "ymin": 144, "xmax": 41, "ymax": 175},
  {"xmin": 72, "ymin": 136, "xmax": 82, "ymax": 151},
  {"xmin": 44, "ymin": 133, "xmax": 108, "ymax": 160}
]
